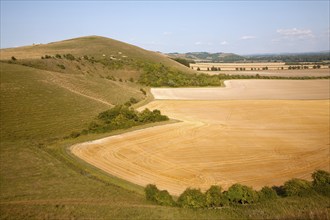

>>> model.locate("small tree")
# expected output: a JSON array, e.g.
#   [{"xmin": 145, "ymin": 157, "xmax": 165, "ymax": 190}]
[
  {"xmin": 177, "ymin": 188, "xmax": 206, "ymax": 208},
  {"xmin": 312, "ymin": 170, "xmax": 330, "ymax": 196},
  {"xmin": 144, "ymin": 184, "xmax": 175, "ymax": 206},
  {"xmin": 205, "ymin": 185, "xmax": 225, "ymax": 207},
  {"xmin": 145, "ymin": 184, "xmax": 159, "ymax": 202},
  {"xmin": 258, "ymin": 186, "xmax": 278, "ymax": 201},
  {"xmin": 227, "ymin": 184, "xmax": 258, "ymax": 204},
  {"xmin": 283, "ymin": 178, "xmax": 313, "ymax": 197},
  {"xmin": 140, "ymin": 88, "xmax": 147, "ymax": 95},
  {"xmin": 154, "ymin": 190, "xmax": 176, "ymax": 206}
]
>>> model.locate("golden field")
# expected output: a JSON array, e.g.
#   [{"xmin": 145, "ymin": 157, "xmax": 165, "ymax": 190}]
[{"xmin": 71, "ymin": 80, "xmax": 329, "ymax": 195}]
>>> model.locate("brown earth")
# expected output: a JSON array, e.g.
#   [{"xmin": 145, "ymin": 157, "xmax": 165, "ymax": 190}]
[{"xmin": 71, "ymin": 80, "xmax": 330, "ymax": 195}]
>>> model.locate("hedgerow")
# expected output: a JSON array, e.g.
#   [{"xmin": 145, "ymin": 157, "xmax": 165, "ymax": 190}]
[{"xmin": 145, "ymin": 170, "xmax": 330, "ymax": 209}]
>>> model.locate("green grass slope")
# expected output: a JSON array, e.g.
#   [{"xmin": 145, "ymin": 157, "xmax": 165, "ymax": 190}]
[
  {"xmin": 1, "ymin": 35, "xmax": 193, "ymax": 75},
  {"xmin": 0, "ymin": 37, "xmax": 329, "ymax": 219}
]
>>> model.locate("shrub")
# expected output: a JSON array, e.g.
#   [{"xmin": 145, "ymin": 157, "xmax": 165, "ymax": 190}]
[
  {"xmin": 140, "ymin": 88, "xmax": 147, "ymax": 95},
  {"xmin": 129, "ymin": 97, "xmax": 138, "ymax": 104},
  {"xmin": 312, "ymin": 170, "xmax": 330, "ymax": 186},
  {"xmin": 154, "ymin": 190, "xmax": 176, "ymax": 206},
  {"xmin": 177, "ymin": 188, "xmax": 206, "ymax": 208},
  {"xmin": 57, "ymin": 64, "xmax": 66, "ymax": 69},
  {"xmin": 227, "ymin": 184, "xmax": 258, "ymax": 204},
  {"xmin": 145, "ymin": 184, "xmax": 159, "ymax": 202},
  {"xmin": 106, "ymin": 75, "xmax": 116, "ymax": 81},
  {"xmin": 11, "ymin": 56, "xmax": 17, "ymax": 61},
  {"xmin": 55, "ymin": 54, "xmax": 62, "ymax": 59},
  {"xmin": 205, "ymin": 185, "xmax": 225, "ymax": 207},
  {"xmin": 258, "ymin": 186, "xmax": 278, "ymax": 201},
  {"xmin": 45, "ymin": 55, "xmax": 52, "ymax": 59},
  {"xmin": 70, "ymin": 131, "xmax": 80, "ymax": 138},
  {"xmin": 312, "ymin": 170, "xmax": 330, "ymax": 196},
  {"xmin": 283, "ymin": 178, "xmax": 314, "ymax": 197},
  {"xmin": 64, "ymin": 54, "xmax": 75, "ymax": 60},
  {"xmin": 145, "ymin": 184, "xmax": 175, "ymax": 206}
]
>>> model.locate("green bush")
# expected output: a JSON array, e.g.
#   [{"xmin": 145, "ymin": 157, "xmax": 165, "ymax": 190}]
[
  {"xmin": 177, "ymin": 188, "xmax": 206, "ymax": 208},
  {"xmin": 258, "ymin": 186, "xmax": 278, "ymax": 201},
  {"xmin": 227, "ymin": 184, "xmax": 258, "ymax": 204},
  {"xmin": 55, "ymin": 54, "xmax": 62, "ymax": 59},
  {"xmin": 140, "ymin": 88, "xmax": 147, "ymax": 95},
  {"xmin": 145, "ymin": 184, "xmax": 175, "ymax": 206},
  {"xmin": 57, "ymin": 64, "xmax": 66, "ymax": 69},
  {"xmin": 205, "ymin": 185, "xmax": 226, "ymax": 207},
  {"xmin": 312, "ymin": 170, "xmax": 330, "ymax": 186},
  {"xmin": 283, "ymin": 178, "xmax": 314, "ymax": 197},
  {"xmin": 130, "ymin": 97, "xmax": 138, "ymax": 104},
  {"xmin": 154, "ymin": 190, "xmax": 176, "ymax": 206},
  {"xmin": 64, "ymin": 54, "xmax": 75, "ymax": 60},
  {"xmin": 312, "ymin": 170, "xmax": 330, "ymax": 196},
  {"xmin": 11, "ymin": 56, "xmax": 17, "ymax": 61},
  {"xmin": 145, "ymin": 184, "xmax": 159, "ymax": 202},
  {"xmin": 70, "ymin": 131, "xmax": 80, "ymax": 138}
]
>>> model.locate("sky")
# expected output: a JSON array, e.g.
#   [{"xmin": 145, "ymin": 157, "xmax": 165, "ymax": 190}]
[{"xmin": 1, "ymin": 1, "xmax": 329, "ymax": 54}]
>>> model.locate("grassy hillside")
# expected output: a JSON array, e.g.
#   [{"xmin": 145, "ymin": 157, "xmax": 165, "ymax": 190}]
[{"xmin": 1, "ymin": 36, "xmax": 329, "ymax": 219}]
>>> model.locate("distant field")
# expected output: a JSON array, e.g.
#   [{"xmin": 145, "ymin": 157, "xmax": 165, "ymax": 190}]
[
  {"xmin": 190, "ymin": 62, "xmax": 330, "ymax": 71},
  {"xmin": 72, "ymin": 80, "xmax": 330, "ymax": 195},
  {"xmin": 151, "ymin": 80, "xmax": 330, "ymax": 100},
  {"xmin": 204, "ymin": 68, "xmax": 330, "ymax": 77}
]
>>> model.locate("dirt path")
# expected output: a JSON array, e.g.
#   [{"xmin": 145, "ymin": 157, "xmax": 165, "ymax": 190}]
[{"xmin": 71, "ymin": 80, "xmax": 330, "ymax": 195}]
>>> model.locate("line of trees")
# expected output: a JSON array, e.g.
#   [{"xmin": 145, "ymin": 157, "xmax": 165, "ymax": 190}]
[
  {"xmin": 68, "ymin": 103, "xmax": 169, "ymax": 138},
  {"xmin": 139, "ymin": 64, "xmax": 330, "ymax": 87},
  {"xmin": 138, "ymin": 63, "xmax": 223, "ymax": 87},
  {"xmin": 145, "ymin": 170, "xmax": 330, "ymax": 208},
  {"xmin": 171, "ymin": 58, "xmax": 196, "ymax": 67}
]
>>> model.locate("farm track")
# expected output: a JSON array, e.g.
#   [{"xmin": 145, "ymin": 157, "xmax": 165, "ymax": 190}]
[{"xmin": 72, "ymin": 80, "xmax": 330, "ymax": 195}]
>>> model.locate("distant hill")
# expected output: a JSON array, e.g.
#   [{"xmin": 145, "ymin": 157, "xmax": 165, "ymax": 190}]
[
  {"xmin": 167, "ymin": 52, "xmax": 245, "ymax": 62},
  {"xmin": 167, "ymin": 51, "xmax": 330, "ymax": 63},
  {"xmin": 0, "ymin": 35, "xmax": 196, "ymax": 141}
]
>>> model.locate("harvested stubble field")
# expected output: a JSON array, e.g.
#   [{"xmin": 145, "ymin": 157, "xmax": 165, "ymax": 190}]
[
  {"xmin": 204, "ymin": 68, "xmax": 330, "ymax": 77},
  {"xmin": 72, "ymin": 80, "xmax": 330, "ymax": 195}
]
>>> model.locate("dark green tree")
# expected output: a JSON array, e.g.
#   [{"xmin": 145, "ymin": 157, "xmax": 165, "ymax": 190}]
[{"xmin": 177, "ymin": 188, "xmax": 206, "ymax": 208}]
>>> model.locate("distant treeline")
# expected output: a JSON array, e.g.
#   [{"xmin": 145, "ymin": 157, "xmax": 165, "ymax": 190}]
[
  {"xmin": 138, "ymin": 63, "xmax": 330, "ymax": 87},
  {"xmin": 145, "ymin": 170, "xmax": 330, "ymax": 209},
  {"xmin": 138, "ymin": 63, "xmax": 223, "ymax": 87},
  {"xmin": 245, "ymin": 53, "xmax": 330, "ymax": 63}
]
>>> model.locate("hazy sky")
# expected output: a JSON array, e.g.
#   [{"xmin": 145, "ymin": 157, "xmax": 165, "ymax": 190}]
[{"xmin": 1, "ymin": 1, "xmax": 329, "ymax": 54}]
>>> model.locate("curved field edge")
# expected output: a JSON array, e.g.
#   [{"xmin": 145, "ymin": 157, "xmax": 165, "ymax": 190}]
[{"xmin": 54, "ymin": 119, "xmax": 180, "ymax": 195}]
